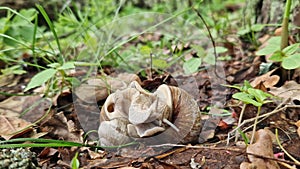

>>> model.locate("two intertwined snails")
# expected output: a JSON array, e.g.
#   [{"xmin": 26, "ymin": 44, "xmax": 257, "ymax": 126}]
[{"xmin": 98, "ymin": 81, "xmax": 202, "ymax": 146}]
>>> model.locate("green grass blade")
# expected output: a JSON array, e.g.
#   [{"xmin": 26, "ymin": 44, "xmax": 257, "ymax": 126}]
[
  {"xmin": 0, "ymin": 138, "xmax": 138, "ymax": 149},
  {"xmin": 0, "ymin": 33, "xmax": 31, "ymax": 49},
  {"xmin": 36, "ymin": 4, "xmax": 64, "ymax": 63},
  {"xmin": 105, "ymin": 7, "xmax": 191, "ymax": 57}
]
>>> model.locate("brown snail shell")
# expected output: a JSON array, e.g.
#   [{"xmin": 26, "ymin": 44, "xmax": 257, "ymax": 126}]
[{"xmin": 98, "ymin": 81, "xmax": 202, "ymax": 146}]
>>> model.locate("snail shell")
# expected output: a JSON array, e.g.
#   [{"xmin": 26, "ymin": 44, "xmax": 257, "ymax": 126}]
[{"xmin": 98, "ymin": 81, "xmax": 202, "ymax": 146}]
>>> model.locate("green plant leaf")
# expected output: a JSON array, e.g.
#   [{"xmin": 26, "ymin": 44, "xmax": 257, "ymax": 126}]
[
  {"xmin": 24, "ymin": 69, "xmax": 57, "ymax": 91},
  {"xmin": 237, "ymin": 27, "xmax": 250, "ymax": 35},
  {"xmin": 238, "ymin": 128, "xmax": 249, "ymax": 145},
  {"xmin": 247, "ymin": 88, "xmax": 271, "ymax": 103},
  {"xmin": 251, "ymin": 24, "xmax": 265, "ymax": 32},
  {"xmin": 207, "ymin": 46, "xmax": 228, "ymax": 54},
  {"xmin": 282, "ymin": 53, "xmax": 300, "ymax": 70},
  {"xmin": 47, "ymin": 63, "xmax": 60, "ymax": 68},
  {"xmin": 183, "ymin": 57, "xmax": 201, "ymax": 74},
  {"xmin": 140, "ymin": 45, "xmax": 152, "ymax": 56},
  {"xmin": 283, "ymin": 43, "xmax": 300, "ymax": 56},
  {"xmin": 153, "ymin": 59, "xmax": 168, "ymax": 69},
  {"xmin": 241, "ymin": 80, "xmax": 253, "ymax": 92},
  {"xmin": 58, "ymin": 62, "xmax": 75, "ymax": 70},
  {"xmin": 232, "ymin": 92, "xmax": 262, "ymax": 107},
  {"xmin": 222, "ymin": 84, "xmax": 242, "ymax": 91},
  {"xmin": 71, "ymin": 152, "xmax": 80, "ymax": 169},
  {"xmin": 215, "ymin": 46, "xmax": 228, "ymax": 53},
  {"xmin": 203, "ymin": 53, "xmax": 215, "ymax": 64},
  {"xmin": 12, "ymin": 8, "xmax": 37, "ymax": 25},
  {"xmin": 191, "ymin": 45, "xmax": 206, "ymax": 57},
  {"xmin": 269, "ymin": 50, "xmax": 284, "ymax": 62},
  {"xmin": 256, "ymin": 37, "xmax": 281, "ymax": 56}
]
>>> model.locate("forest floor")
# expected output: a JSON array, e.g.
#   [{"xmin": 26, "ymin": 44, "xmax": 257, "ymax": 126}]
[{"xmin": 0, "ymin": 1, "xmax": 300, "ymax": 169}]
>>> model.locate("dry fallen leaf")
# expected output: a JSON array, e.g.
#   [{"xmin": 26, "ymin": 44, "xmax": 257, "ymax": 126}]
[
  {"xmin": 269, "ymin": 81, "xmax": 300, "ymax": 102},
  {"xmin": 240, "ymin": 129, "xmax": 280, "ymax": 169},
  {"xmin": 0, "ymin": 95, "xmax": 51, "ymax": 122},
  {"xmin": 0, "ymin": 115, "xmax": 33, "ymax": 140},
  {"xmin": 250, "ymin": 69, "xmax": 279, "ymax": 89},
  {"xmin": 40, "ymin": 112, "xmax": 83, "ymax": 143},
  {"xmin": 295, "ymin": 120, "xmax": 300, "ymax": 138}
]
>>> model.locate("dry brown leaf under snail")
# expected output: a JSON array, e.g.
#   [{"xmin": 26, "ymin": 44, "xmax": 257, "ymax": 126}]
[{"xmin": 98, "ymin": 81, "xmax": 202, "ymax": 146}]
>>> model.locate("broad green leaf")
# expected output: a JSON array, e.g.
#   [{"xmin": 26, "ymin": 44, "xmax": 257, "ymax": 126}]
[
  {"xmin": 153, "ymin": 59, "xmax": 168, "ymax": 69},
  {"xmin": 58, "ymin": 62, "xmax": 75, "ymax": 70},
  {"xmin": 233, "ymin": 92, "xmax": 262, "ymax": 107},
  {"xmin": 218, "ymin": 55, "xmax": 232, "ymax": 61},
  {"xmin": 12, "ymin": 8, "xmax": 37, "ymax": 25},
  {"xmin": 191, "ymin": 45, "xmax": 206, "ymax": 58},
  {"xmin": 251, "ymin": 24, "xmax": 265, "ymax": 32},
  {"xmin": 140, "ymin": 45, "xmax": 152, "ymax": 56},
  {"xmin": 1, "ymin": 65, "xmax": 26, "ymax": 75},
  {"xmin": 237, "ymin": 27, "xmax": 250, "ymax": 35},
  {"xmin": 19, "ymin": 25, "xmax": 34, "ymax": 42},
  {"xmin": 203, "ymin": 53, "xmax": 215, "ymax": 64},
  {"xmin": 283, "ymin": 43, "xmax": 300, "ymax": 56},
  {"xmin": 183, "ymin": 58, "xmax": 202, "ymax": 74},
  {"xmin": 24, "ymin": 69, "xmax": 57, "ymax": 91},
  {"xmin": 282, "ymin": 54, "xmax": 300, "ymax": 70},
  {"xmin": 215, "ymin": 46, "xmax": 228, "ymax": 53},
  {"xmin": 47, "ymin": 63, "xmax": 60, "ymax": 68},
  {"xmin": 12, "ymin": 69, "xmax": 27, "ymax": 75},
  {"xmin": 71, "ymin": 152, "xmax": 79, "ymax": 169},
  {"xmin": 269, "ymin": 51, "xmax": 284, "ymax": 61},
  {"xmin": 256, "ymin": 37, "xmax": 281, "ymax": 56},
  {"xmin": 241, "ymin": 80, "xmax": 253, "ymax": 92},
  {"xmin": 247, "ymin": 88, "xmax": 272, "ymax": 103},
  {"xmin": 207, "ymin": 46, "xmax": 228, "ymax": 54}
]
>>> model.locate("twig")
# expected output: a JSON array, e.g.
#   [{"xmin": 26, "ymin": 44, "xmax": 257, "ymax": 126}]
[
  {"xmin": 275, "ymin": 129, "xmax": 300, "ymax": 165},
  {"xmin": 149, "ymin": 143, "xmax": 300, "ymax": 166},
  {"xmin": 227, "ymin": 99, "xmax": 299, "ymax": 144},
  {"xmin": 250, "ymin": 106, "xmax": 261, "ymax": 144},
  {"xmin": 193, "ymin": 8, "xmax": 226, "ymax": 80},
  {"xmin": 235, "ymin": 104, "xmax": 247, "ymax": 142}
]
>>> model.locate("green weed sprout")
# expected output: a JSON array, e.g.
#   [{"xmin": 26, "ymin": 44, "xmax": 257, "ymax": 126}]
[
  {"xmin": 225, "ymin": 81, "xmax": 273, "ymax": 144},
  {"xmin": 256, "ymin": 0, "xmax": 300, "ymax": 70},
  {"xmin": 71, "ymin": 152, "xmax": 80, "ymax": 169}
]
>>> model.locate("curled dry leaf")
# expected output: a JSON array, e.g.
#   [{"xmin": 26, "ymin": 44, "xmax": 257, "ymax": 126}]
[
  {"xmin": 240, "ymin": 129, "xmax": 280, "ymax": 169},
  {"xmin": 98, "ymin": 81, "xmax": 202, "ymax": 146},
  {"xmin": 250, "ymin": 69, "xmax": 279, "ymax": 89}
]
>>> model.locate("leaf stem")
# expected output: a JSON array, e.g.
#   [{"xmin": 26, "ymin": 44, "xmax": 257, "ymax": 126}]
[
  {"xmin": 235, "ymin": 104, "xmax": 247, "ymax": 142},
  {"xmin": 281, "ymin": 0, "xmax": 292, "ymax": 50},
  {"xmin": 250, "ymin": 106, "xmax": 261, "ymax": 144}
]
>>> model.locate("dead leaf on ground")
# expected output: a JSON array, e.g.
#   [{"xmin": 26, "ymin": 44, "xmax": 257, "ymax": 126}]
[
  {"xmin": 295, "ymin": 120, "xmax": 300, "ymax": 138},
  {"xmin": 0, "ymin": 95, "xmax": 51, "ymax": 122},
  {"xmin": 269, "ymin": 81, "xmax": 300, "ymax": 103},
  {"xmin": 0, "ymin": 74, "xmax": 20, "ymax": 88},
  {"xmin": 250, "ymin": 68, "xmax": 280, "ymax": 89},
  {"xmin": 0, "ymin": 115, "xmax": 33, "ymax": 140},
  {"xmin": 40, "ymin": 111, "xmax": 83, "ymax": 143},
  {"xmin": 240, "ymin": 129, "xmax": 280, "ymax": 169}
]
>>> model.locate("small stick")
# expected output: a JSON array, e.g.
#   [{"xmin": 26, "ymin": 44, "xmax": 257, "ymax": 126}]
[{"xmin": 227, "ymin": 99, "xmax": 298, "ymax": 144}]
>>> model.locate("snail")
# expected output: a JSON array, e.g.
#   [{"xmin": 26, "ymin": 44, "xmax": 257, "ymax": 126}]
[
  {"xmin": 74, "ymin": 73, "xmax": 141, "ymax": 103},
  {"xmin": 98, "ymin": 81, "xmax": 202, "ymax": 146}
]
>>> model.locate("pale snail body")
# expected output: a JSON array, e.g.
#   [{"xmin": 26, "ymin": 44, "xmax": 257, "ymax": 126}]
[{"xmin": 98, "ymin": 81, "xmax": 202, "ymax": 146}]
